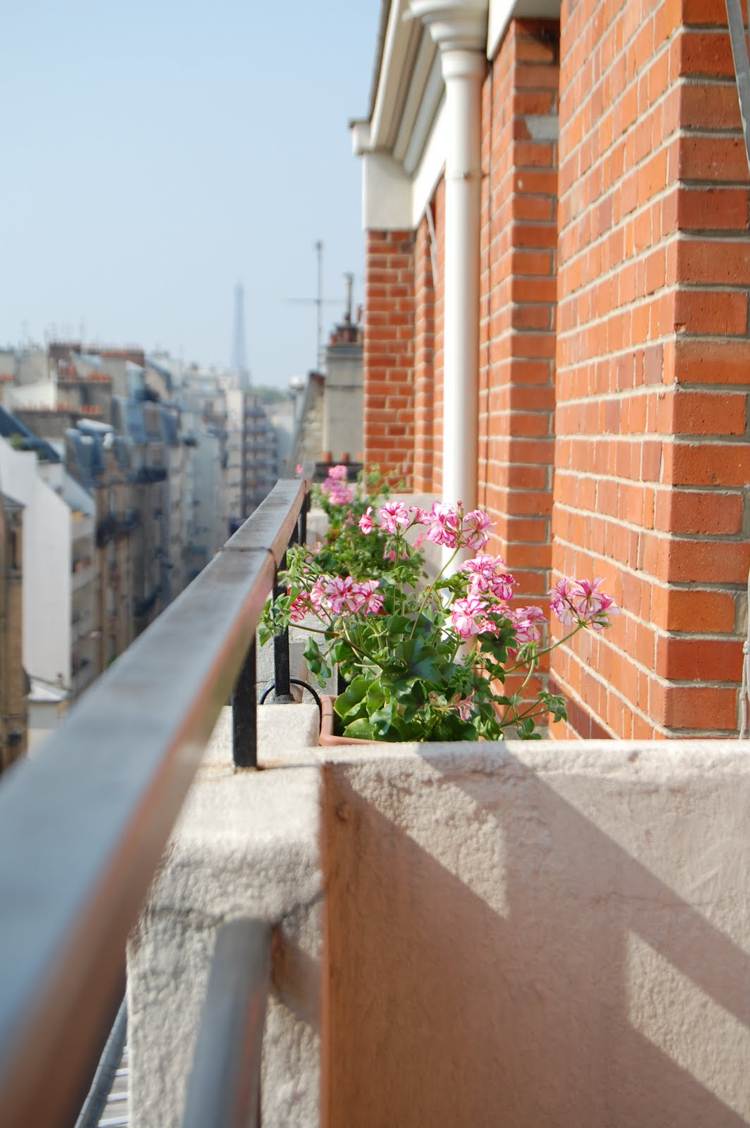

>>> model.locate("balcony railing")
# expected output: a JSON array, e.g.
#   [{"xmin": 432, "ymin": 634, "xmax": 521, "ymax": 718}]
[{"xmin": 0, "ymin": 478, "xmax": 309, "ymax": 1128}]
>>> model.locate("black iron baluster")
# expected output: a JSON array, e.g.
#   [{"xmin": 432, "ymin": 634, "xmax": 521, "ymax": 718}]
[
  {"xmin": 272, "ymin": 513, "xmax": 299, "ymax": 704},
  {"xmin": 232, "ymin": 639, "xmax": 257, "ymax": 768},
  {"xmin": 298, "ymin": 489, "xmax": 310, "ymax": 545},
  {"xmin": 272, "ymin": 552, "xmax": 294, "ymax": 704}
]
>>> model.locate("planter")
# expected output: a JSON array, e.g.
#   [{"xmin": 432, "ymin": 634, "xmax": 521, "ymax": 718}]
[
  {"xmin": 318, "ymin": 694, "xmax": 541, "ymax": 745},
  {"xmin": 319, "ymin": 695, "xmax": 373, "ymax": 746}
]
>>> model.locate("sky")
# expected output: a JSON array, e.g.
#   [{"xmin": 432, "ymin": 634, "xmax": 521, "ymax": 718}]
[{"xmin": 0, "ymin": 1, "xmax": 380, "ymax": 386}]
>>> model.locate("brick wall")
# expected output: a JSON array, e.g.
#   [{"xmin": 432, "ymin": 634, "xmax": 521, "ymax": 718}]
[
  {"xmin": 551, "ymin": 0, "xmax": 750, "ymax": 738},
  {"xmin": 359, "ymin": 1, "xmax": 750, "ymax": 738},
  {"xmin": 479, "ymin": 19, "xmax": 559, "ymax": 608},
  {"xmin": 363, "ymin": 229, "xmax": 416, "ymax": 485}
]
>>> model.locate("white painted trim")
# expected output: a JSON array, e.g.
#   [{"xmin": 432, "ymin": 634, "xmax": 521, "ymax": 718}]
[
  {"xmin": 403, "ymin": 50, "xmax": 444, "ymax": 174},
  {"xmin": 410, "ymin": 98, "xmax": 447, "ymax": 227},
  {"xmin": 361, "ymin": 151, "xmax": 412, "ymax": 231},
  {"xmin": 371, "ymin": 0, "xmax": 416, "ymax": 150},
  {"xmin": 394, "ymin": 31, "xmax": 438, "ymax": 165},
  {"xmin": 487, "ymin": 0, "xmax": 561, "ymax": 60}
]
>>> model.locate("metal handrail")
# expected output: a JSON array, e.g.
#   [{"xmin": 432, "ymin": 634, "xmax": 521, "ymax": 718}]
[
  {"xmin": 182, "ymin": 919, "xmax": 271, "ymax": 1128},
  {"xmin": 0, "ymin": 478, "xmax": 308, "ymax": 1128}
]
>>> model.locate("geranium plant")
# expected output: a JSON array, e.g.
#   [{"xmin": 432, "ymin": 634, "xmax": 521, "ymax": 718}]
[
  {"xmin": 262, "ymin": 469, "xmax": 616, "ymax": 742},
  {"xmin": 312, "ymin": 464, "xmax": 422, "ymax": 584}
]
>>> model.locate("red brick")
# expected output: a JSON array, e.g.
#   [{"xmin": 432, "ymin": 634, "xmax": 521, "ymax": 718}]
[
  {"xmin": 677, "ymin": 240, "xmax": 750, "ymax": 285},
  {"xmin": 671, "ymin": 390, "xmax": 747, "ymax": 435},
  {"xmin": 677, "ymin": 188, "xmax": 750, "ymax": 232},
  {"xmin": 656, "ymin": 636, "xmax": 743, "ymax": 681},
  {"xmin": 673, "ymin": 338, "xmax": 750, "ymax": 386},
  {"xmin": 674, "ymin": 291, "xmax": 748, "ymax": 337},
  {"xmin": 655, "ymin": 588, "xmax": 737, "ymax": 633},
  {"xmin": 655, "ymin": 489, "xmax": 745, "ymax": 535},
  {"xmin": 656, "ymin": 684, "xmax": 738, "ymax": 730},
  {"xmin": 668, "ymin": 442, "xmax": 750, "ymax": 486}
]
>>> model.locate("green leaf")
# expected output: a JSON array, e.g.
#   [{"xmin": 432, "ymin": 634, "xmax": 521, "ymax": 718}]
[
  {"xmin": 342, "ymin": 717, "xmax": 375, "ymax": 739},
  {"xmin": 370, "ymin": 701, "xmax": 395, "ymax": 728},
  {"xmin": 366, "ymin": 681, "xmax": 385, "ymax": 712},
  {"xmin": 410, "ymin": 656, "xmax": 441, "ymax": 683},
  {"xmin": 334, "ymin": 675, "xmax": 369, "ymax": 718}
]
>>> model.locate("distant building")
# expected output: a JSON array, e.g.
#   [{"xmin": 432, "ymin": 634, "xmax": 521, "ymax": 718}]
[
  {"xmin": 242, "ymin": 396, "xmax": 280, "ymax": 517},
  {"xmin": 224, "ymin": 390, "xmax": 245, "ymax": 531},
  {"xmin": 290, "ymin": 371, "xmax": 326, "ymax": 472},
  {"xmin": 0, "ymin": 339, "xmax": 286, "ymax": 754},
  {"xmin": 0, "ymin": 412, "xmax": 96, "ymax": 746},
  {"xmin": 289, "ymin": 312, "xmax": 364, "ymax": 471},
  {"xmin": 178, "ymin": 366, "xmax": 231, "ymax": 568},
  {"xmin": 321, "ymin": 318, "xmax": 363, "ymax": 463},
  {"xmin": 0, "ymin": 493, "xmax": 27, "ymax": 770}
]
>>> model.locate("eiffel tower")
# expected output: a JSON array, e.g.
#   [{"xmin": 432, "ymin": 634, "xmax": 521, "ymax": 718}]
[{"xmin": 231, "ymin": 282, "xmax": 250, "ymax": 390}]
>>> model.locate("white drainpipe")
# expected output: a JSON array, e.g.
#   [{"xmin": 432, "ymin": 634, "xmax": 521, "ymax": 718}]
[{"xmin": 411, "ymin": 1, "xmax": 488, "ymax": 513}]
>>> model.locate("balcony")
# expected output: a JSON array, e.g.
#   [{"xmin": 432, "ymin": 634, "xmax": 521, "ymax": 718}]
[
  {"xmin": 71, "ymin": 555, "xmax": 95, "ymax": 591},
  {"xmin": 1, "ymin": 481, "xmax": 749, "ymax": 1128}
]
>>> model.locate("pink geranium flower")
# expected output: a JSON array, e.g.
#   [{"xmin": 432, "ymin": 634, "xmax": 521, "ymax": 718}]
[
  {"xmin": 463, "ymin": 555, "xmax": 516, "ymax": 601},
  {"xmin": 352, "ymin": 579, "xmax": 384, "ymax": 615},
  {"xmin": 550, "ymin": 577, "xmax": 617, "ymax": 630},
  {"xmin": 289, "ymin": 592, "xmax": 313, "ymax": 623},
  {"xmin": 378, "ymin": 500, "xmax": 410, "ymax": 534},
  {"xmin": 359, "ymin": 506, "xmax": 374, "ymax": 535},
  {"xmin": 462, "ymin": 509, "xmax": 492, "ymax": 551},
  {"xmin": 454, "ymin": 692, "xmax": 476, "ymax": 721},
  {"xmin": 426, "ymin": 503, "xmax": 462, "ymax": 548},
  {"xmin": 327, "ymin": 464, "xmax": 348, "ymax": 481},
  {"xmin": 507, "ymin": 605, "xmax": 546, "ymax": 645},
  {"xmin": 321, "ymin": 477, "xmax": 355, "ymax": 505},
  {"xmin": 450, "ymin": 595, "xmax": 497, "ymax": 639},
  {"xmin": 309, "ymin": 575, "xmax": 384, "ymax": 617}
]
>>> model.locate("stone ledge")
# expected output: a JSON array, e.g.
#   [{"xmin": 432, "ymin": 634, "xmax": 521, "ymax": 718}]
[{"xmin": 128, "ymin": 702, "xmax": 323, "ymax": 1128}]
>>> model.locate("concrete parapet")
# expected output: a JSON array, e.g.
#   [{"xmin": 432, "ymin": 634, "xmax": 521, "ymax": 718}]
[
  {"xmin": 321, "ymin": 739, "xmax": 750, "ymax": 1128},
  {"xmin": 128, "ymin": 706, "xmax": 323, "ymax": 1127},
  {"xmin": 130, "ymin": 719, "xmax": 750, "ymax": 1128}
]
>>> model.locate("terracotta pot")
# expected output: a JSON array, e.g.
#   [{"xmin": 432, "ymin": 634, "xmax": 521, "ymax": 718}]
[
  {"xmin": 319, "ymin": 694, "xmax": 533, "ymax": 745},
  {"xmin": 319, "ymin": 695, "xmax": 374, "ymax": 746}
]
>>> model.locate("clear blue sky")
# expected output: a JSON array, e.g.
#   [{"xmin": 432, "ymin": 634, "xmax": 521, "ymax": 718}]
[{"xmin": 0, "ymin": 1, "xmax": 379, "ymax": 385}]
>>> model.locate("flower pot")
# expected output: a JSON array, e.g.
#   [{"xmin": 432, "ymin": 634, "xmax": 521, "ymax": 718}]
[
  {"xmin": 319, "ymin": 694, "xmax": 542, "ymax": 745},
  {"xmin": 319, "ymin": 695, "xmax": 374, "ymax": 746}
]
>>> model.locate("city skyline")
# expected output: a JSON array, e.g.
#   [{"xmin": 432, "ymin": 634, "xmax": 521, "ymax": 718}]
[{"xmin": 1, "ymin": 1, "xmax": 378, "ymax": 385}]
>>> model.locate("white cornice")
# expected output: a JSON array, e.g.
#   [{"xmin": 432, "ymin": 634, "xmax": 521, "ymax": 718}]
[
  {"xmin": 409, "ymin": 0, "xmax": 489, "ymax": 53},
  {"xmin": 360, "ymin": 152, "xmax": 412, "ymax": 230},
  {"xmin": 353, "ymin": 0, "xmax": 493, "ymax": 230},
  {"xmin": 370, "ymin": 0, "xmax": 421, "ymax": 151},
  {"xmin": 487, "ymin": 0, "xmax": 561, "ymax": 60}
]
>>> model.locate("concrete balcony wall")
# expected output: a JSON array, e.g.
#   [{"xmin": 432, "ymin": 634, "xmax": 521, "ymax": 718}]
[
  {"xmin": 128, "ymin": 705, "xmax": 323, "ymax": 1128},
  {"xmin": 322, "ymin": 741, "xmax": 750, "ymax": 1127},
  {"xmin": 129, "ymin": 697, "xmax": 750, "ymax": 1127}
]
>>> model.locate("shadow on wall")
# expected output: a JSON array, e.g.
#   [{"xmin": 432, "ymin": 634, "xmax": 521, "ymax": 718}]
[{"xmin": 322, "ymin": 749, "xmax": 750, "ymax": 1128}]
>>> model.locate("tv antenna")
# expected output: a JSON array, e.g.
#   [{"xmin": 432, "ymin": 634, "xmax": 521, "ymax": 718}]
[{"xmin": 285, "ymin": 241, "xmax": 349, "ymax": 368}]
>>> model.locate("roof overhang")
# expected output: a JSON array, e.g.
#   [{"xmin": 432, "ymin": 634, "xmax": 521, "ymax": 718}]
[
  {"xmin": 353, "ymin": 0, "xmax": 560, "ymax": 231},
  {"xmin": 352, "ymin": 0, "xmax": 445, "ymax": 230},
  {"xmin": 487, "ymin": 0, "xmax": 561, "ymax": 58}
]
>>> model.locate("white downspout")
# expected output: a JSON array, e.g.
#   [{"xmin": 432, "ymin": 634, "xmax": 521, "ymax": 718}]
[{"xmin": 410, "ymin": 1, "xmax": 488, "ymax": 513}]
